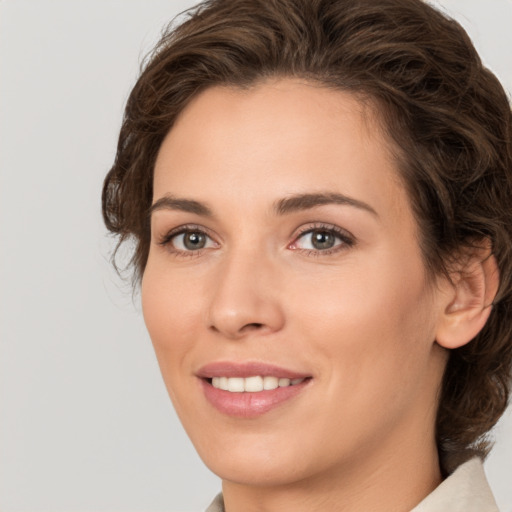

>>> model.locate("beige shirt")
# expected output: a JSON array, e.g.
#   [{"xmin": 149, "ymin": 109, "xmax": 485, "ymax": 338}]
[{"xmin": 205, "ymin": 457, "xmax": 499, "ymax": 512}]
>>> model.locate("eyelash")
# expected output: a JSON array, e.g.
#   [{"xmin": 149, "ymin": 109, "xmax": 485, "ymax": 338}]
[{"xmin": 157, "ymin": 222, "xmax": 355, "ymax": 258}]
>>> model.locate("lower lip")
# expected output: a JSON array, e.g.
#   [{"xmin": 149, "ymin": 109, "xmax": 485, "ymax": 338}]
[{"xmin": 200, "ymin": 379, "xmax": 310, "ymax": 418}]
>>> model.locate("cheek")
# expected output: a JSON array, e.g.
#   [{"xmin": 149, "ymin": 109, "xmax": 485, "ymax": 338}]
[
  {"xmin": 281, "ymin": 254, "xmax": 440, "ymax": 455},
  {"xmin": 141, "ymin": 262, "xmax": 202, "ymax": 374},
  {"xmin": 292, "ymin": 249, "xmax": 437, "ymax": 388}
]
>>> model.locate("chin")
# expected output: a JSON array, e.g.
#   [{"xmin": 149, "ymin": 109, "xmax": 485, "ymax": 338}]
[
  {"xmin": 186, "ymin": 419, "xmax": 340, "ymax": 489},
  {"xmin": 204, "ymin": 452, "xmax": 310, "ymax": 487}
]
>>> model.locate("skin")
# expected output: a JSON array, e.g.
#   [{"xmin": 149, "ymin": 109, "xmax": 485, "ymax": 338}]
[{"xmin": 141, "ymin": 79, "xmax": 479, "ymax": 512}]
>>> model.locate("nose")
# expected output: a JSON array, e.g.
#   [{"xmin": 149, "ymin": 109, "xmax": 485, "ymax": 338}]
[{"xmin": 205, "ymin": 248, "xmax": 286, "ymax": 340}]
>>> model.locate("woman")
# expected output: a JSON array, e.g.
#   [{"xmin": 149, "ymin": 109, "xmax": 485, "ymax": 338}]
[{"xmin": 102, "ymin": 0, "xmax": 512, "ymax": 510}]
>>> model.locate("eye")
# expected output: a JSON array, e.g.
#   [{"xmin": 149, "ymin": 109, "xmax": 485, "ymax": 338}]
[
  {"xmin": 158, "ymin": 225, "xmax": 218, "ymax": 254},
  {"xmin": 300, "ymin": 230, "xmax": 337, "ymax": 250},
  {"xmin": 290, "ymin": 225, "xmax": 355, "ymax": 254}
]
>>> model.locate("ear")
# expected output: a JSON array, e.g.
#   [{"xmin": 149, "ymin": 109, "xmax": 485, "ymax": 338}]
[{"xmin": 435, "ymin": 241, "xmax": 500, "ymax": 350}]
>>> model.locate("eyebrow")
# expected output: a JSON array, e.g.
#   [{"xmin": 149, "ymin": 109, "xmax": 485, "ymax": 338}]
[
  {"xmin": 274, "ymin": 192, "xmax": 378, "ymax": 217},
  {"xmin": 149, "ymin": 195, "xmax": 213, "ymax": 217},
  {"xmin": 149, "ymin": 192, "xmax": 378, "ymax": 218}
]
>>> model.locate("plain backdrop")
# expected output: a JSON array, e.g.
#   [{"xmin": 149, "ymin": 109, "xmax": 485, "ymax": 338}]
[{"xmin": 0, "ymin": 1, "xmax": 511, "ymax": 511}]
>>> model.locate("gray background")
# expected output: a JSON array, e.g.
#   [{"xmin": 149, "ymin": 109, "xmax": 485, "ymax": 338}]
[{"xmin": 0, "ymin": 1, "xmax": 510, "ymax": 511}]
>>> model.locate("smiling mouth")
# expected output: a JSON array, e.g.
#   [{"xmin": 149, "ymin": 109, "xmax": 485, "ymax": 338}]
[
  {"xmin": 208, "ymin": 375, "xmax": 308, "ymax": 392},
  {"xmin": 197, "ymin": 362, "xmax": 312, "ymax": 416},
  {"xmin": 200, "ymin": 375, "xmax": 312, "ymax": 417}
]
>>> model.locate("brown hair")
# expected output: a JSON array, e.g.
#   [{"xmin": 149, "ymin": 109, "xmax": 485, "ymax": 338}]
[{"xmin": 102, "ymin": 0, "xmax": 512, "ymax": 460}]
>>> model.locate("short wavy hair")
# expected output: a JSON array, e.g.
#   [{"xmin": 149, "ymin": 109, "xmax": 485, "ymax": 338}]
[{"xmin": 102, "ymin": 0, "xmax": 512, "ymax": 461}]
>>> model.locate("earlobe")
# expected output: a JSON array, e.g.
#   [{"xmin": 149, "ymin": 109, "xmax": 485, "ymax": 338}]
[{"xmin": 435, "ymin": 244, "xmax": 500, "ymax": 350}]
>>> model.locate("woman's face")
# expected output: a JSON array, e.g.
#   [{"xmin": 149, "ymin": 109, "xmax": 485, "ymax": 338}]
[{"xmin": 142, "ymin": 79, "xmax": 449, "ymax": 487}]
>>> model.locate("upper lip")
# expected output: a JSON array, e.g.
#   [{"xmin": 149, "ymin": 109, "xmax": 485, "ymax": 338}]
[{"xmin": 196, "ymin": 361, "xmax": 311, "ymax": 380}]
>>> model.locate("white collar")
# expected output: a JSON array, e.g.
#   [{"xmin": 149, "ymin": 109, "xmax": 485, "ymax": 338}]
[{"xmin": 411, "ymin": 457, "xmax": 498, "ymax": 512}]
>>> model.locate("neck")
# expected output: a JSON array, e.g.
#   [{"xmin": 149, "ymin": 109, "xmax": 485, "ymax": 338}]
[{"xmin": 222, "ymin": 424, "xmax": 442, "ymax": 512}]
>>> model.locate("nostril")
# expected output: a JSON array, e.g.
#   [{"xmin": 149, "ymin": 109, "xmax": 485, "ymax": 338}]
[
  {"xmin": 208, "ymin": 322, "xmax": 264, "ymax": 336},
  {"xmin": 245, "ymin": 323, "xmax": 264, "ymax": 330}
]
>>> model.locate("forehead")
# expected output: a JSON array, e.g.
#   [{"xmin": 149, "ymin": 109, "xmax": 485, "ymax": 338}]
[{"xmin": 153, "ymin": 78, "xmax": 408, "ymax": 221}]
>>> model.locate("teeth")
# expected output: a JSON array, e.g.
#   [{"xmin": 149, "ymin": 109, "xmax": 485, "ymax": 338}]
[
  {"xmin": 263, "ymin": 376, "xmax": 278, "ymax": 390},
  {"xmin": 228, "ymin": 377, "xmax": 245, "ymax": 392},
  {"xmin": 211, "ymin": 376, "xmax": 306, "ymax": 392},
  {"xmin": 245, "ymin": 376, "xmax": 264, "ymax": 392}
]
